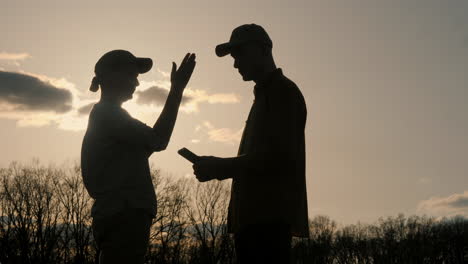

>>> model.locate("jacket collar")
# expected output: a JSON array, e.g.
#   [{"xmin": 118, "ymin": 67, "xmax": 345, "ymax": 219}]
[{"xmin": 254, "ymin": 68, "xmax": 283, "ymax": 96}]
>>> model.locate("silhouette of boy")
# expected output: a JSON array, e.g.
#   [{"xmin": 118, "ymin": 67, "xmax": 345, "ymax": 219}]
[
  {"xmin": 81, "ymin": 50, "xmax": 195, "ymax": 264},
  {"xmin": 192, "ymin": 24, "xmax": 309, "ymax": 264}
]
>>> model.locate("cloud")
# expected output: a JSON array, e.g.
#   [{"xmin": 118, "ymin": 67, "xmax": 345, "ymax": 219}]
[
  {"xmin": 77, "ymin": 102, "xmax": 95, "ymax": 116},
  {"xmin": 134, "ymin": 81, "xmax": 239, "ymax": 113},
  {"xmin": 0, "ymin": 52, "xmax": 31, "ymax": 61},
  {"xmin": 135, "ymin": 85, "xmax": 192, "ymax": 106},
  {"xmin": 179, "ymin": 89, "xmax": 239, "ymax": 113},
  {"xmin": 0, "ymin": 71, "xmax": 239, "ymax": 132},
  {"xmin": 0, "ymin": 71, "xmax": 73, "ymax": 113},
  {"xmin": 417, "ymin": 191, "xmax": 468, "ymax": 218},
  {"xmin": 449, "ymin": 194, "xmax": 468, "ymax": 208},
  {"xmin": 0, "ymin": 70, "xmax": 91, "ymax": 130},
  {"xmin": 185, "ymin": 89, "xmax": 239, "ymax": 104},
  {"xmin": 157, "ymin": 68, "xmax": 170, "ymax": 78},
  {"xmin": 200, "ymin": 121, "xmax": 243, "ymax": 145},
  {"xmin": 207, "ymin": 127, "xmax": 243, "ymax": 145}
]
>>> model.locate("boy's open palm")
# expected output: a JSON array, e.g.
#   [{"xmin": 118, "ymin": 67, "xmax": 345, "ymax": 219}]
[{"xmin": 171, "ymin": 53, "xmax": 196, "ymax": 92}]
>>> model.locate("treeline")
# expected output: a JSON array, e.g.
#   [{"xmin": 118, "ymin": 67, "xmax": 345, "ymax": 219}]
[{"xmin": 0, "ymin": 162, "xmax": 466, "ymax": 264}]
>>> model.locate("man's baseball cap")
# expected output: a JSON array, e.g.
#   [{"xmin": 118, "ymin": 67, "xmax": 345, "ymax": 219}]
[
  {"xmin": 215, "ymin": 24, "xmax": 273, "ymax": 57},
  {"xmin": 90, "ymin": 50, "xmax": 153, "ymax": 92}
]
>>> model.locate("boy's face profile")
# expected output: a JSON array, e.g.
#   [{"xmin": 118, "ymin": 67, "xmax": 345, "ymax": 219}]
[{"xmin": 102, "ymin": 66, "xmax": 140, "ymax": 101}]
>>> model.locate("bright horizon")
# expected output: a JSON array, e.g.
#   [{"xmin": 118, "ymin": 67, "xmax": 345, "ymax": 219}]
[{"xmin": 1, "ymin": 0, "xmax": 468, "ymax": 225}]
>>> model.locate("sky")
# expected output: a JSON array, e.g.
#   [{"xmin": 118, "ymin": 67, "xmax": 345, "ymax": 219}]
[{"xmin": 1, "ymin": 0, "xmax": 468, "ymax": 225}]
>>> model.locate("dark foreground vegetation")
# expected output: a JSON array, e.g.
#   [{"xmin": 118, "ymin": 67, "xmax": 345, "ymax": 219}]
[{"xmin": 0, "ymin": 161, "xmax": 466, "ymax": 263}]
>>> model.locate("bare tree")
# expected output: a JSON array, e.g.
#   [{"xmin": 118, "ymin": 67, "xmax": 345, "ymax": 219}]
[
  {"xmin": 0, "ymin": 161, "xmax": 63, "ymax": 264},
  {"xmin": 334, "ymin": 222, "xmax": 372, "ymax": 264},
  {"xmin": 1, "ymin": 161, "xmax": 467, "ymax": 264},
  {"xmin": 184, "ymin": 179, "xmax": 232, "ymax": 264},
  {"xmin": 55, "ymin": 163, "xmax": 95, "ymax": 264},
  {"xmin": 307, "ymin": 215, "xmax": 337, "ymax": 264},
  {"xmin": 147, "ymin": 168, "xmax": 191, "ymax": 264}
]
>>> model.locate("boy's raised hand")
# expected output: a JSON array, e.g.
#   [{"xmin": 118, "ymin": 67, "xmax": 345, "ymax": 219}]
[{"xmin": 171, "ymin": 53, "xmax": 196, "ymax": 93}]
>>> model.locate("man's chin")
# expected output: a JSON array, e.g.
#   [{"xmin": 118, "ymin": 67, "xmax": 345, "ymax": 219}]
[{"xmin": 241, "ymin": 75, "xmax": 253, "ymax": 81}]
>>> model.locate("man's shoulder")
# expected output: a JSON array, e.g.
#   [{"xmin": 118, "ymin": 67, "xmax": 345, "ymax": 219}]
[
  {"xmin": 278, "ymin": 72, "xmax": 298, "ymax": 88},
  {"xmin": 270, "ymin": 72, "xmax": 305, "ymax": 106}
]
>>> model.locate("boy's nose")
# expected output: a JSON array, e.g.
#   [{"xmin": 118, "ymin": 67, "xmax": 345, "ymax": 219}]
[{"xmin": 233, "ymin": 60, "xmax": 239, "ymax": 69}]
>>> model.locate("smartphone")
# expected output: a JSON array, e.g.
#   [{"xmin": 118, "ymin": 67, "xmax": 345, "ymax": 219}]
[{"xmin": 177, "ymin": 147, "xmax": 200, "ymax": 163}]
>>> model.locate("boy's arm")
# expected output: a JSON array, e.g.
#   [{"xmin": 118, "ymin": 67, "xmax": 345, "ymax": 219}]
[
  {"xmin": 150, "ymin": 53, "xmax": 196, "ymax": 151},
  {"xmin": 150, "ymin": 89, "xmax": 184, "ymax": 151}
]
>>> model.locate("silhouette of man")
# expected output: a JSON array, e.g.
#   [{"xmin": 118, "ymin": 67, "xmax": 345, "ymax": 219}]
[
  {"xmin": 81, "ymin": 50, "xmax": 195, "ymax": 264},
  {"xmin": 192, "ymin": 24, "xmax": 309, "ymax": 264}
]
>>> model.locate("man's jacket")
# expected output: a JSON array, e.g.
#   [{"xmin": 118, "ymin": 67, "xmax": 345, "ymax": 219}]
[{"xmin": 226, "ymin": 68, "xmax": 309, "ymax": 237}]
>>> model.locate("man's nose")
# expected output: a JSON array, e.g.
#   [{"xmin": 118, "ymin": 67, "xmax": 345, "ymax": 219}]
[
  {"xmin": 135, "ymin": 79, "xmax": 140, "ymax": 87},
  {"xmin": 233, "ymin": 60, "xmax": 239, "ymax": 69}
]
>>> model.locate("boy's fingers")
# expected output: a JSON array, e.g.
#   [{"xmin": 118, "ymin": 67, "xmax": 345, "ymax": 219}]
[
  {"xmin": 189, "ymin": 53, "xmax": 196, "ymax": 62},
  {"xmin": 182, "ymin": 53, "xmax": 190, "ymax": 65}
]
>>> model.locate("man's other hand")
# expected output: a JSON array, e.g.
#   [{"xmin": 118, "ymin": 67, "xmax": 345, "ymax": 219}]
[{"xmin": 192, "ymin": 156, "xmax": 224, "ymax": 182}]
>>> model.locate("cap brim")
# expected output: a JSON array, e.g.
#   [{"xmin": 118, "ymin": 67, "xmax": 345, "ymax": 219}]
[
  {"xmin": 215, "ymin": 40, "xmax": 247, "ymax": 57},
  {"xmin": 135, "ymin": 57, "xmax": 153, "ymax": 73},
  {"xmin": 215, "ymin": 42, "xmax": 233, "ymax": 57}
]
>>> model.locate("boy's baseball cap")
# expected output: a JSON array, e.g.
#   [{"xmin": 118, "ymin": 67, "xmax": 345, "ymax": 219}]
[
  {"xmin": 94, "ymin": 49, "xmax": 153, "ymax": 76},
  {"xmin": 90, "ymin": 50, "xmax": 153, "ymax": 92},
  {"xmin": 215, "ymin": 24, "xmax": 272, "ymax": 57}
]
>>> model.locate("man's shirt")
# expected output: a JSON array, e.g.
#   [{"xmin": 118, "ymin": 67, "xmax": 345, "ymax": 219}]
[
  {"xmin": 227, "ymin": 68, "xmax": 309, "ymax": 237},
  {"xmin": 81, "ymin": 101, "xmax": 161, "ymax": 219}
]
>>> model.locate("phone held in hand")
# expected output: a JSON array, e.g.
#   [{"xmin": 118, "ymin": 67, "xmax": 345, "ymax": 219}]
[{"xmin": 178, "ymin": 147, "xmax": 200, "ymax": 163}]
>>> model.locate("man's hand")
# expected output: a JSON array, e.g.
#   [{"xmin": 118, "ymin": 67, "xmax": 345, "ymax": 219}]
[
  {"xmin": 170, "ymin": 53, "xmax": 196, "ymax": 93},
  {"xmin": 192, "ymin": 156, "xmax": 224, "ymax": 182}
]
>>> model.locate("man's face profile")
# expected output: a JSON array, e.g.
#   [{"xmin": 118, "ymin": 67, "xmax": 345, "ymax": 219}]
[{"xmin": 231, "ymin": 43, "xmax": 264, "ymax": 81}]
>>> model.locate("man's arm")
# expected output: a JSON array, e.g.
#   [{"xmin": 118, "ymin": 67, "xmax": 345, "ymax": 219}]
[
  {"xmin": 194, "ymin": 83, "xmax": 303, "ymax": 181},
  {"xmin": 193, "ymin": 154, "xmax": 251, "ymax": 181}
]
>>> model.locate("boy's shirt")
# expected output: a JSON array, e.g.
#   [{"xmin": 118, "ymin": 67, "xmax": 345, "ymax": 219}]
[{"xmin": 81, "ymin": 101, "xmax": 161, "ymax": 219}]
